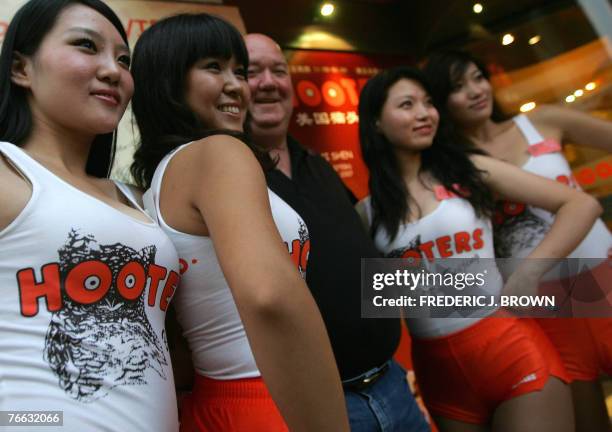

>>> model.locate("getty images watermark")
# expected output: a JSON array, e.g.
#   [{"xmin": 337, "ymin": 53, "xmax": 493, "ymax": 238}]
[{"xmin": 361, "ymin": 257, "xmax": 611, "ymax": 318}]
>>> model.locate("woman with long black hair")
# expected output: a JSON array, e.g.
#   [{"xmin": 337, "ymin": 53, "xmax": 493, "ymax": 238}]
[
  {"xmin": 357, "ymin": 66, "xmax": 601, "ymax": 432},
  {"xmin": 424, "ymin": 50, "xmax": 612, "ymax": 432},
  {"xmin": 0, "ymin": 0, "xmax": 180, "ymax": 430},
  {"xmin": 129, "ymin": 13, "xmax": 348, "ymax": 432}
]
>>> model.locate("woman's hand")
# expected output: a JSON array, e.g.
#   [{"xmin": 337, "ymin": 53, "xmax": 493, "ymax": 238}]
[
  {"xmin": 502, "ymin": 259, "xmax": 548, "ymax": 298},
  {"xmin": 472, "ymin": 154, "xmax": 602, "ymax": 260}
]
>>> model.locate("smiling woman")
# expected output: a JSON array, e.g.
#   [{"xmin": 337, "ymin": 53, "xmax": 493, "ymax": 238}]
[
  {"xmin": 22, "ymin": 20, "xmax": 132, "ymax": 129},
  {"xmin": 357, "ymin": 66, "xmax": 602, "ymax": 432},
  {"xmin": 425, "ymin": 48, "xmax": 612, "ymax": 432},
  {"xmin": 184, "ymin": 56, "xmax": 248, "ymax": 132},
  {"xmin": 129, "ymin": 13, "xmax": 349, "ymax": 432},
  {"xmin": 0, "ymin": 0, "xmax": 182, "ymax": 431},
  {"xmin": 376, "ymin": 78, "xmax": 439, "ymax": 154}
]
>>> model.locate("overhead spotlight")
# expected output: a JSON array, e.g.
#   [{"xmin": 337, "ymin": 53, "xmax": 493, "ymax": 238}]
[
  {"xmin": 565, "ymin": 95, "xmax": 575, "ymax": 103},
  {"xmin": 520, "ymin": 102, "xmax": 536, "ymax": 112},
  {"xmin": 320, "ymin": 2, "xmax": 335, "ymax": 17},
  {"xmin": 528, "ymin": 35, "xmax": 541, "ymax": 45},
  {"xmin": 502, "ymin": 34, "xmax": 514, "ymax": 46},
  {"xmin": 574, "ymin": 89, "xmax": 584, "ymax": 97},
  {"xmin": 585, "ymin": 82, "xmax": 596, "ymax": 91},
  {"xmin": 473, "ymin": 3, "xmax": 483, "ymax": 13}
]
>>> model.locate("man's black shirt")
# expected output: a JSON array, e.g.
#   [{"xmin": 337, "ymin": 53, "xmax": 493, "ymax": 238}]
[{"xmin": 265, "ymin": 137, "xmax": 400, "ymax": 379}]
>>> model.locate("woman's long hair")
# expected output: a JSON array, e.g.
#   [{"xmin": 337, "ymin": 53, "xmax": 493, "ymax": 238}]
[
  {"xmin": 358, "ymin": 66, "xmax": 494, "ymax": 240},
  {"xmin": 423, "ymin": 49, "xmax": 508, "ymax": 127},
  {"xmin": 130, "ymin": 13, "xmax": 273, "ymax": 188},
  {"xmin": 0, "ymin": 0, "xmax": 127, "ymax": 177}
]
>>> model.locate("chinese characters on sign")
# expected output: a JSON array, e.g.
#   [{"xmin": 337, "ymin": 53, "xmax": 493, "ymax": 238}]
[{"xmin": 286, "ymin": 51, "xmax": 408, "ymax": 198}]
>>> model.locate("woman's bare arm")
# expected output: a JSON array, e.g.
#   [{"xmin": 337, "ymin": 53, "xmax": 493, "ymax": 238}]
[
  {"xmin": 473, "ymin": 154, "xmax": 601, "ymax": 261},
  {"xmin": 473, "ymin": 154, "xmax": 602, "ymax": 295},
  {"xmin": 532, "ymin": 104, "xmax": 612, "ymax": 152},
  {"xmin": 162, "ymin": 135, "xmax": 349, "ymax": 432}
]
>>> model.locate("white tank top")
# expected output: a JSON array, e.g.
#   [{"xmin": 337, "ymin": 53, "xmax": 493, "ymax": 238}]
[
  {"xmin": 357, "ymin": 187, "xmax": 503, "ymax": 338},
  {"xmin": 0, "ymin": 142, "xmax": 180, "ymax": 432},
  {"xmin": 144, "ymin": 141, "xmax": 310, "ymax": 379},
  {"xmin": 493, "ymin": 115, "xmax": 610, "ymax": 266}
]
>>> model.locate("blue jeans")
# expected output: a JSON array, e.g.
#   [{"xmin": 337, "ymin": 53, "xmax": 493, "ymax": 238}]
[{"xmin": 344, "ymin": 360, "xmax": 430, "ymax": 432}]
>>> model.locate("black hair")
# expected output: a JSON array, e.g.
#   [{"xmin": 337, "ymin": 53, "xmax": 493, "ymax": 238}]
[
  {"xmin": 423, "ymin": 49, "xmax": 507, "ymax": 125},
  {"xmin": 130, "ymin": 13, "xmax": 271, "ymax": 188},
  {"xmin": 358, "ymin": 66, "xmax": 494, "ymax": 240},
  {"xmin": 0, "ymin": 0, "xmax": 128, "ymax": 177}
]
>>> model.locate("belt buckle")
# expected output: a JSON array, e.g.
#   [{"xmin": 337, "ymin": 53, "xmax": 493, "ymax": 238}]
[{"xmin": 343, "ymin": 362, "xmax": 389, "ymax": 392}]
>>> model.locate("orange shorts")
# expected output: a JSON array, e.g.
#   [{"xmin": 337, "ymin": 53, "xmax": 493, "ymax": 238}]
[
  {"xmin": 536, "ymin": 318, "xmax": 612, "ymax": 381},
  {"xmin": 180, "ymin": 374, "xmax": 288, "ymax": 432},
  {"xmin": 412, "ymin": 317, "xmax": 569, "ymax": 424},
  {"xmin": 538, "ymin": 258, "xmax": 611, "ymax": 317},
  {"xmin": 535, "ymin": 259, "xmax": 612, "ymax": 381}
]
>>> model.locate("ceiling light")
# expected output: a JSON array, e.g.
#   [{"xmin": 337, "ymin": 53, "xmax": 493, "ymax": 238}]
[
  {"xmin": 502, "ymin": 34, "xmax": 514, "ymax": 46},
  {"xmin": 528, "ymin": 35, "xmax": 541, "ymax": 45},
  {"xmin": 473, "ymin": 3, "xmax": 483, "ymax": 14},
  {"xmin": 585, "ymin": 82, "xmax": 596, "ymax": 91},
  {"xmin": 565, "ymin": 95, "xmax": 575, "ymax": 103},
  {"xmin": 320, "ymin": 3, "xmax": 335, "ymax": 17},
  {"xmin": 574, "ymin": 89, "xmax": 584, "ymax": 97},
  {"xmin": 520, "ymin": 102, "xmax": 536, "ymax": 112}
]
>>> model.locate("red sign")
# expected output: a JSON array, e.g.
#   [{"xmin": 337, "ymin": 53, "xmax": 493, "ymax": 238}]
[{"xmin": 286, "ymin": 50, "xmax": 410, "ymax": 200}]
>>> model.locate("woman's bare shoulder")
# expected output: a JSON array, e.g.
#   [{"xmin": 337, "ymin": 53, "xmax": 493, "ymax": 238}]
[
  {"xmin": 527, "ymin": 104, "xmax": 567, "ymax": 128},
  {"xmin": 166, "ymin": 134, "xmax": 261, "ymax": 182}
]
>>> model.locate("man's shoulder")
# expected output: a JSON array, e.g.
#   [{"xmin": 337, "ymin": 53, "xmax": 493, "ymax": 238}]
[
  {"xmin": 287, "ymin": 137, "xmax": 359, "ymax": 204},
  {"xmin": 288, "ymin": 136, "xmax": 322, "ymax": 159},
  {"xmin": 288, "ymin": 136, "xmax": 338, "ymax": 174}
]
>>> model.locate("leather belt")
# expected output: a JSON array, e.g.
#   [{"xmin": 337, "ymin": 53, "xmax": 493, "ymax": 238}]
[{"xmin": 342, "ymin": 362, "xmax": 390, "ymax": 392}]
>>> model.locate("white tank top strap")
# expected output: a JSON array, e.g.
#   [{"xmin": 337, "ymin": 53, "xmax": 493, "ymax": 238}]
[
  {"xmin": 0, "ymin": 140, "xmax": 27, "ymax": 158},
  {"xmin": 142, "ymin": 188, "xmax": 159, "ymax": 224},
  {"xmin": 513, "ymin": 114, "xmax": 544, "ymax": 145},
  {"xmin": 113, "ymin": 180, "xmax": 136, "ymax": 205},
  {"xmin": 0, "ymin": 141, "xmax": 42, "ymax": 185},
  {"xmin": 147, "ymin": 142, "xmax": 193, "ymax": 233},
  {"xmin": 113, "ymin": 180, "xmax": 154, "ymax": 223},
  {"xmin": 433, "ymin": 184, "xmax": 464, "ymax": 201}
]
